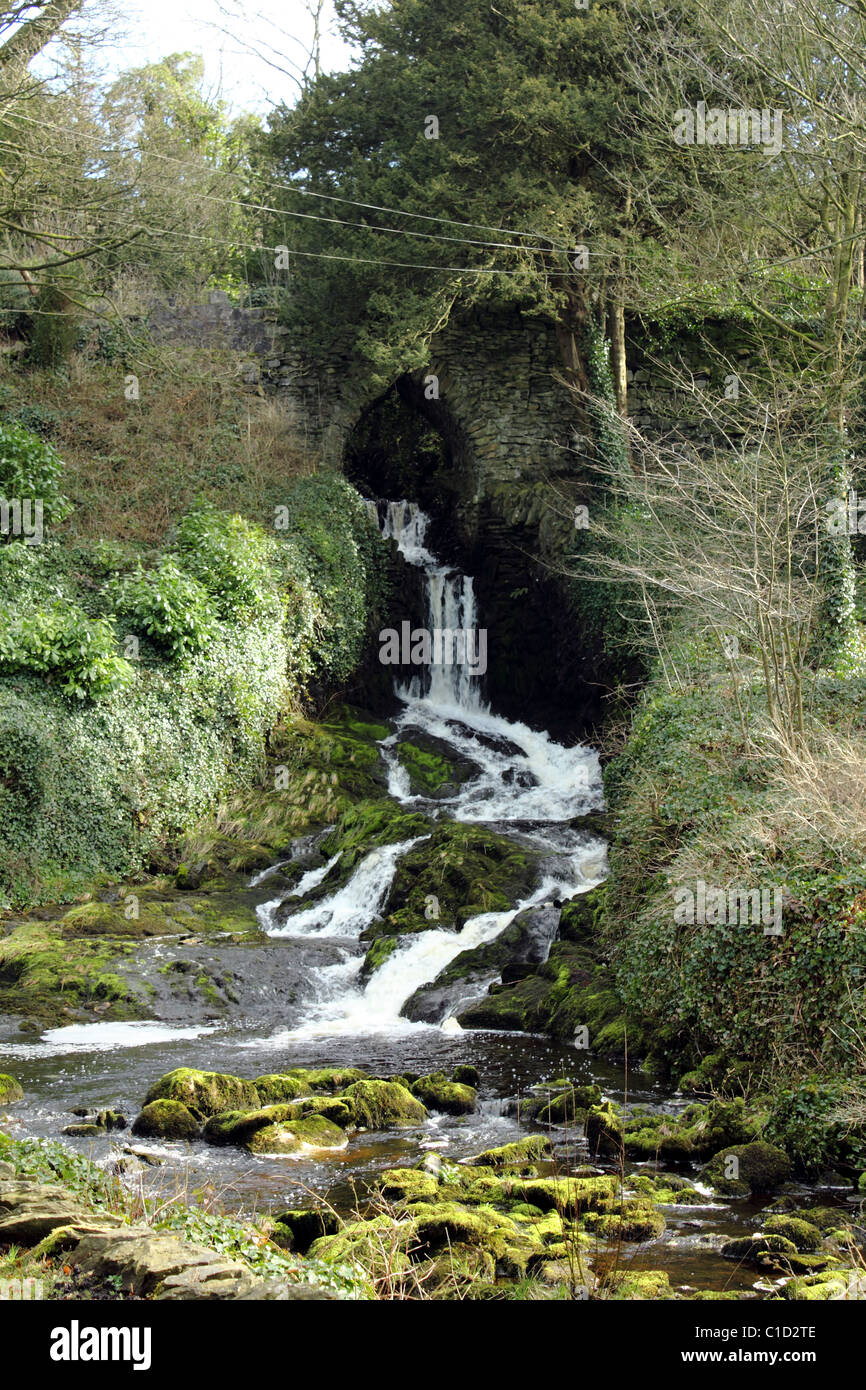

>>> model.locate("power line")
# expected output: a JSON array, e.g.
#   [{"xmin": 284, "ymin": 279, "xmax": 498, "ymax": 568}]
[{"xmin": 4, "ymin": 109, "xmax": 576, "ymax": 255}]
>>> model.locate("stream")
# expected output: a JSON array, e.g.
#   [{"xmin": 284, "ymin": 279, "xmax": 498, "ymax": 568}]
[{"xmin": 0, "ymin": 501, "xmax": 842, "ymax": 1297}]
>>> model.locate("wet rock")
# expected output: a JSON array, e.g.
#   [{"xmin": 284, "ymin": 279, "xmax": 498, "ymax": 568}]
[
  {"xmin": 342, "ymin": 1079, "xmax": 427, "ymax": 1128},
  {"xmin": 0, "ymin": 1074, "xmax": 23, "ymax": 1105},
  {"xmin": 470, "ymin": 1135, "xmax": 551, "ymax": 1168},
  {"xmin": 246, "ymin": 1115, "xmax": 348, "ymax": 1154},
  {"xmin": 411, "ymin": 1072, "xmax": 477, "ymax": 1115},
  {"xmin": 703, "ymin": 1141, "xmax": 792, "ymax": 1195},
  {"xmin": 62, "ymin": 1124, "xmax": 102, "ymax": 1138},
  {"xmin": 131, "ymin": 1099, "xmax": 200, "ymax": 1141},
  {"xmin": 143, "ymin": 1068, "xmax": 260, "ymax": 1118},
  {"xmin": 0, "ymin": 1181, "xmax": 86, "ymax": 1244},
  {"xmin": 402, "ymin": 902, "xmax": 560, "ymax": 1024}
]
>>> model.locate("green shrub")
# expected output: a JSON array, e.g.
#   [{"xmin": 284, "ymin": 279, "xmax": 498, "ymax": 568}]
[
  {"xmin": 109, "ymin": 559, "xmax": 216, "ymax": 659},
  {"xmin": 173, "ymin": 503, "xmax": 277, "ymax": 617},
  {"xmin": 277, "ymin": 474, "xmax": 386, "ymax": 684},
  {"xmin": 0, "ymin": 601, "xmax": 131, "ymax": 699},
  {"xmin": 0, "ymin": 422, "xmax": 71, "ymax": 537}
]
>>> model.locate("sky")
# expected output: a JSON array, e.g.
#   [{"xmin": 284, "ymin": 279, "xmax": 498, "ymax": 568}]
[{"xmin": 50, "ymin": 0, "xmax": 357, "ymax": 112}]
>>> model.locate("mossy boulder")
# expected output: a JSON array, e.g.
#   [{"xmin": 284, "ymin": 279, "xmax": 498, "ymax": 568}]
[
  {"xmin": 515, "ymin": 1176, "xmax": 619, "ymax": 1217},
  {"xmin": 411, "ymin": 1072, "xmax": 477, "ymax": 1116},
  {"xmin": 246, "ymin": 1115, "xmax": 348, "ymax": 1154},
  {"xmin": 538, "ymin": 1083, "xmax": 602, "ymax": 1126},
  {"xmin": 143, "ymin": 1068, "xmax": 260, "ymax": 1119},
  {"xmin": 471, "ymin": 1135, "xmax": 551, "ymax": 1168},
  {"xmin": 584, "ymin": 1201, "xmax": 666, "ymax": 1243},
  {"xmin": 0, "ymin": 1075, "xmax": 23, "ymax": 1105},
  {"xmin": 343, "ymin": 1079, "xmax": 427, "ymax": 1129},
  {"xmin": 602, "ymin": 1269, "xmax": 673, "ymax": 1300},
  {"xmin": 310, "ymin": 1215, "xmax": 415, "ymax": 1278},
  {"xmin": 426, "ymin": 1242, "xmax": 496, "ymax": 1287},
  {"xmin": 703, "ymin": 1141, "xmax": 792, "ymax": 1195},
  {"xmin": 202, "ymin": 1105, "xmax": 297, "ymax": 1146},
  {"xmin": 283, "ymin": 1067, "xmax": 366, "ymax": 1094},
  {"xmin": 452, "ymin": 1065, "xmax": 480, "ymax": 1087},
  {"xmin": 780, "ymin": 1272, "xmax": 854, "ymax": 1300},
  {"xmin": 585, "ymin": 1102, "xmax": 623, "ymax": 1157},
  {"xmin": 131, "ymin": 1099, "xmax": 200, "ymax": 1141},
  {"xmin": 721, "ymin": 1234, "xmax": 798, "ymax": 1262},
  {"xmin": 253, "ymin": 1074, "xmax": 309, "ymax": 1104},
  {"xmin": 763, "ymin": 1215, "xmax": 823, "ymax": 1252},
  {"xmin": 378, "ymin": 1168, "xmax": 441, "ymax": 1203},
  {"xmin": 287, "ymin": 1097, "xmax": 353, "ymax": 1127}
]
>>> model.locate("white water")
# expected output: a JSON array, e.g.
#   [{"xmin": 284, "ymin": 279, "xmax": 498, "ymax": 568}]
[
  {"xmin": 381, "ymin": 499, "xmax": 485, "ymax": 711},
  {"xmin": 255, "ymin": 499, "xmax": 606, "ymax": 1040}
]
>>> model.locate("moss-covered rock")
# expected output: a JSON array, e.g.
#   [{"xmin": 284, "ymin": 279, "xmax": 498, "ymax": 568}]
[
  {"xmin": 585, "ymin": 1102, "xmax": 623, "ymax": 1157},
  {"xmin": 583, "ymin": 1201, "xmax": 666, "ymax": 1243},
  {"xmin": 471, "ymin": 1135, "xmax": 551, "ymax": 1168},
  {"xmin": 378, "ymin": 1168, "xmax": 441, "ymax": 1203},
  {"xmin": 309, "ymin": 1214, "xmax": 415, "ymax": 1277},
  {"xmin": 602, "ymin": 1269, "xmax": 673, "ymax": 1300},
  {"xmin": 762, "ymin": 1215, "xmax": 823, "ymax": 1252},
  {"xmin": 131, "ymin": 1099, "xmax": 200, "ymax": 1140},
  {"xmin": 283, "ymin": 1066, "xmax": 366, "ymax": 1093},
  {"xmin": 143, "ymin": 1068, "xmax": 260, "ymax": 1118},
  {"xmin": 202, "ymin": 1105, "xmax": 297, "ymax": 1146},
  {"xmin": 514, "ymin": 1176, "xmax": 619, "ymax": 1217},
  {"xmin": 780, "ymin": 1272, "xmax": 854, "ymax": 1300},
  {"xmin": 0, "ymin": 1075, "xmax": 23, "ymax": 1105},
  {"xmin": 246, "ymin": 1115, "xmax": 348, "ymax": 1154},
  {"xmin": 721, "ymin": 1234, "xmax": 798, "ymax": 1262},
  {"xmin": 287, "ymin": 1097, "xmax": 353, "ymax": 1127},
  {"xmin": 703, "ymin": 1141, "xmax": 792, "ymax": 1195},
  {"xmin": 452, "ymin": 1065, "xmax": 480, "ymax": 1087},
  {"xmin": 253, "ymin": 1074, "xmax": 309, "ymax": 1104},
  {"xmin": 343, "ymin": 1079, "xmax": 427, "ymax": 1129},
  {"xmin": 411, "ymin": 1072, "xmax": 477, "ymax": 1116}
]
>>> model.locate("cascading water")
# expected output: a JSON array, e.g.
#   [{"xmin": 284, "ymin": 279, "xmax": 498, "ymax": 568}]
[
  {"xmin": 380, "ymin": 499, "xmax": 485, "ymax": 711},
  {"xmin": 251, "ymin": 498, "xmax": 607, "ymax": 1044}
]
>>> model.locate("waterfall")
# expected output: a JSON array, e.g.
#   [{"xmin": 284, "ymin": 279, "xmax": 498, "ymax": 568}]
[
  {"xmin": 380, "ymin": 499, "xmax": 486, "ymax": 712},
  {"xmin": 248, "ymin": 497, "xmax": 606, "ymax": 1042}
]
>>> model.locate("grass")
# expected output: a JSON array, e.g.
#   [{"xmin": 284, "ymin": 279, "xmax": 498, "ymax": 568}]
[{"xmin": 0, "ymin": 339, "xmax": 315, "ymax": 547}]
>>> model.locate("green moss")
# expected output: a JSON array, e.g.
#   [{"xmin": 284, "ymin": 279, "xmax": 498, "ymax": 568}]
[
  {"xmin": 269, "ymin": 1208, "xmax": 340, "ymax": 1254},
  {"xmin": 471, "ymin": 1135, "xmax": 551, "ymax": 1168},
  {"xmin": 703, "ymin": 1141, "xmax": 792, "ymax": 1195},
  {"xmin": 252, "ymin": 1074, "xmax": 308, "ymax": 1104},
  {"xmin": 343, "ymin": 1079, "xmax": 427, "ymax": 1129},
  {"xmin": 283, "ymin": 1066, "xmax": 366, "ymax": 1093},
  {"xmin": 583, "ymin": 1201, "xmax": 666, "ymax": 1243},
  {"xmin": 287, "ymin": 1097, "xmax": 353, "ymax": 1127},
  {"xmin": 131, "ymin": 1099, "xmax": 200, "ymax": 1140},
  {"xmin": 602, "ymin": 1269, "xmax": 673, "ymax": 1300},
  {"xmin": 309, "ymin": 1215, "xmax": 414, "ymax": 1278},
  {"xmin": 763, "ymin": 1215, "xmax": 823, "ymax": 1252},
  {"xmin": 202, "ymin": 1105, "xmax": 297, "ymax": 1146},
  {"xmin": 246, "ymin": 1115, "xmax": 348, "ymax": 1154},
  {"xmin": 0, "ymin": 1075, "xmax": 23, "ymax": 1105},
  {"xmin": 515, "ymin": 1176, "xmax": 619, "ymax": 1217},
  {"xmin": 321, "ymin": 800, "xmax": 430, "ymax": 872},
  {"xmin": 143, "ymin": 1068, "xmax": 261, "ymax": 1118},
  {"xmin": 411, "ymin": 1072, "xmax": 477, "ymax": 1116},
  {"xmin": 378, "ymin": 1168, "xmax": 441, "ymax": 1203}
]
